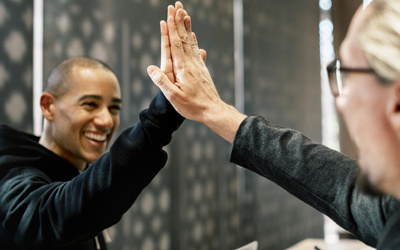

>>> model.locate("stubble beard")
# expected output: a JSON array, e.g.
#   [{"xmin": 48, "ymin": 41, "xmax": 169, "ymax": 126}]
[{"xmin": 355, "ymin": 168, "xmax": 385, "ymax": 197}]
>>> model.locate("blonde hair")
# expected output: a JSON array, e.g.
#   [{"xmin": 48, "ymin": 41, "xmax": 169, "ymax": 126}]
[{"xmin": 359, "ymin": 0, "xmax": 400, "ymax": 83}]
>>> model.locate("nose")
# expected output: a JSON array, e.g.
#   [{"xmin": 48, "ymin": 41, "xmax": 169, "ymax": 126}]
[{"xmin": 94, "ymin": 107, "xmax": 114, "ymax": 130}]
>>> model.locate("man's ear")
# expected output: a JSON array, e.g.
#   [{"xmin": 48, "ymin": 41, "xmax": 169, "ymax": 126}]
[{"xmin": 40, "ymin": 92, "xmax": 56, "ymax": 121}]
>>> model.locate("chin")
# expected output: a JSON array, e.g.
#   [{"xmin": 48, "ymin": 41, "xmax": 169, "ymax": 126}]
[
  {"xmin": 355, "ymin": 168, "xmax": 386, "ymax": 196},
  {"xmin": 85, "ymin": 152, "xmax": 105, "ymax": 164}
]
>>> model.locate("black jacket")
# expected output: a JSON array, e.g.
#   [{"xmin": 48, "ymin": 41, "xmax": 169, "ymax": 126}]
[{"xmin": 0, "ymin": 91, "xmax": 184, "ymax": 250}]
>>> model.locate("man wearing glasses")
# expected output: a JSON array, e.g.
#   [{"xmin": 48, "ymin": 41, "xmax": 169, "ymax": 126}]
[{"xmin": 148, "ymin": 0, "xmax": 400, "ymax": 248}]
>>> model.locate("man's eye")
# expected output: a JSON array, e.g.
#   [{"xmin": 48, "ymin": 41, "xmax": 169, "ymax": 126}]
[
  {"xmin": 83, "ymin": 102, "xmax": 97, "ymax": 107},
  {"xmin": 109, "ymin": 105, "xmax": 121, "ymax": 114}
]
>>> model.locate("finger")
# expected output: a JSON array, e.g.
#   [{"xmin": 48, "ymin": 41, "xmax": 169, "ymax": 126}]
[
  {"xmin": 160, "ymin": 21, "xmax": 170, "ymax": 71},
  {"xmin": 175, "ymin": 2, "xmax": 195, "ymax": 57},
  {"xmin": 175, "ymin": 8, "xmax": 192, "ymax": 56},
  {"xmin": 147, "ymin": 65, "xmax": 179, "ymax": 99},
  {"xmin": 184, "ymin": 15, "xmax": 197, "ymax": 54},
  {"xmin": 168, "ymin": 5, "xmax": 175, "ymax": 20},
  {"xmin": 181, "ymin": 8, "xmax": 192, "ymax": 43},
  {"xmin": 191, "ymin": 31, "xmax": 199, "ymax": 49},
  {"xmin": 191, "ymin": 32, "xmax": 204, "ymax": 61},
  {"xmin": 177, "ymin": 2, "xmax": 195, "ymax": 54},
  {"xmin": 199, "ymin": 49, "xmax": 207, "ymax": 63},
  {"xmin": 160, "ymin": 21, "xmax": 175, "ymax": 83},
  {"xmin": 166, "ymin": 5, "xmax": 177, "ymax": 67},
  {"xmin": 167, "ymin": 15, "xmax": 186, "ymax": 70},
  {"xmin": 175, "ymin": 1, "xmax": 183, "ymax": 11}
]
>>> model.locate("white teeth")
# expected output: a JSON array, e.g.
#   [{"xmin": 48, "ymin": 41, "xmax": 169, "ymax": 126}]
[{"xmin": 84, "ymin": 132, "xmax": 107, "ymax": 142}]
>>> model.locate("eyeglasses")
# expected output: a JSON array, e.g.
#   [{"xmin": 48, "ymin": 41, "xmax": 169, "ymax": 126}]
[{"xmin": 326, "ymin": 60, "xmax": 376, "ymax": 96}]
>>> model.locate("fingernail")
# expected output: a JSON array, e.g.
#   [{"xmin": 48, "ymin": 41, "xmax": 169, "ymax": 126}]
[{"xmin": 147, "ymin": 66, "xmax": 155, "ymax": 76}]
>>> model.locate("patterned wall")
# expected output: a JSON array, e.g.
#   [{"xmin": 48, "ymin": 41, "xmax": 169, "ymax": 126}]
[
  {"xmin": 0, "ymin": 0, "xmax": 324, "ymax": 249},
  {"xmin": 0, "ymin": 0, "xmax": 33, "ymax": 132},
  {"xmin": 43, "ymin": 1, "xmax": 238, "ymax": 250},
  {"xmin": 242, "ymin": 0, "xmax": 324, "ymax": 249},
  {"xmin": 167, "ymin": 1, "xmax": 239, "ymax": 248}
]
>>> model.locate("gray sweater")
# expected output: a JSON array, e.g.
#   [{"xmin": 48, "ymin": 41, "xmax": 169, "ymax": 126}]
[{"xmin": 230, "ymin": 115, "xmax": 400, "ymax": 249}]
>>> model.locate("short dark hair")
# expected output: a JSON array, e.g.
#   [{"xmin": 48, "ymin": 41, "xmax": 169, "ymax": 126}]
[{"xmin": 44, "ymin": 57, "xmax": 115, "ymax": 99}]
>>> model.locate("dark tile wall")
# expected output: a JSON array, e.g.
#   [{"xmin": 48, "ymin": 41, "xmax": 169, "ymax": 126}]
[
  {"xmin": 43, "ymin": 1, "xmax": 238, "ymax": 250},
  {"xmin": 167, "ymin": 1, "xmax": 239, "ymax": 248},
  {"xmin": 0, "ymin": 0, "xmax": 324, "ymax": 249},
  {"xmin": 0, "ymin": 0, "xmax": 33, "ymax": 132},
  {"xmin": 242, "ymin": 0, "xmax": 324, "ymax": 249}
]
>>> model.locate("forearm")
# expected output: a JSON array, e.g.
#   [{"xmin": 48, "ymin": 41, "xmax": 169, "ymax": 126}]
[{"xmin": 230, "ymin": 115, "xmax": 395, "ymax": 246}]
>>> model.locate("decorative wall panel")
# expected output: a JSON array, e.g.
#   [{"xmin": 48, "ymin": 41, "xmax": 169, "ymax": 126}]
[
  {"xmin": 242, "ymin": 0, "xmax": 324, "ymax": 249},
  {"xmin": 43, "ymin": 1, "xmax": 322, "ymax": 250},
  {"xmin": 0, "ymin": 0, "xmax": 33, "ymax": 132}
]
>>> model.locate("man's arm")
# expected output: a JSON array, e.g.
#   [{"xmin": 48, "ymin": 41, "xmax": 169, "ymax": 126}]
[
  {"xmin": 231, "ymin": 115, "xmax": 400, "ymax": 247},
  {"xmin": 0, "ymin": 91, "xmax": 183, "ymax": 249},
  {"xmin": 147, "ymin": 4, "xmax": 246, "ymax": 143}
]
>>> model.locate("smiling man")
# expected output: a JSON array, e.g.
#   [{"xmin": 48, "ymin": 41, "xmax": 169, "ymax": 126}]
[
  {"xmin": 40, "ymin": 59, "xmax": 122, "ymax": 172},
  {"xmin": 0, "ymin": 56, "xmax": 184, "ymax": 250},
  {"xmin": 148, "ymin": 0, "xmax": 400, "ymax": 248}
]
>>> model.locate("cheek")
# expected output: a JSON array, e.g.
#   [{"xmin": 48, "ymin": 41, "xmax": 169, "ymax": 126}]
[
  {"xmin": 113, "ymin": 116, "xmax": 120, "ymax": 132},
  {"xmin": 335, "ymin": 96, "xmax": 345, "ymax": 113},
  {"xmin": 361, "ymin": 122, "xmax": 400, "ymax": 185},
  {"xmin": 335, "ymin": 95, "xmax": 364, "ymax": 137}
]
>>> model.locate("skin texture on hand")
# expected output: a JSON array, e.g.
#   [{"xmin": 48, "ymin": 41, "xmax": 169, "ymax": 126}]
[{"xmin": 147, "ymin": 1, "xmax": 246, "ymax": 143}]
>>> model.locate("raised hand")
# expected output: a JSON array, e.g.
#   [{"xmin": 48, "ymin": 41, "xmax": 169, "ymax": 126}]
[
  {"xmin": 148, "ymin": 3, "xmax": 218, "ymax": 122},
  {"xmin": 148, "ymin": 1, "xmax": 246, "ymax": 143},
  {"xmin": 160, "ymin": 2, "xmax": 206, "ymax": 86}
]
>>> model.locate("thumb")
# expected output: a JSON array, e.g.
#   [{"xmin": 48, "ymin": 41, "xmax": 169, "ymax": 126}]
[
  {"xmin": 147, "ymin": 65, "xmax": 176, "ymax": 99},
  {"xmin": 147, "ymin": 65, "xmax": 172, "ymax": 88}
]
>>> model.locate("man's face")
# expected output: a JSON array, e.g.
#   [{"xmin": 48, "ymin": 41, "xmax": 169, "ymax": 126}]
[
  {"xmin": 336, "ymin": 5, "xmax": 400, "ymax": 196},
  {"xmin": 49, "ymin": 67, "xmax": 121, "ymax": 169}
]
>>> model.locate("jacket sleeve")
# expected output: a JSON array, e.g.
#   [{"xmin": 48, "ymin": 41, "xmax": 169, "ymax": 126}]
[
  {"xmin": 230, "ymin": 115, "xmax": 400, "ymax": 247},
  {"xmin": 0, "ymin": 91, "xmax": 184, "ymax": 249}
]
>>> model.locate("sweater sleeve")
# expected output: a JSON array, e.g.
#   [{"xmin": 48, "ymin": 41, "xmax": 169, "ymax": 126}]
[
  {"xmin": 230, "ymin": 115, "xmax": 400, "ymax": 247},
  {"xmin": 0, "ymin": 91, "xmax": 184, "ymax": 249}
]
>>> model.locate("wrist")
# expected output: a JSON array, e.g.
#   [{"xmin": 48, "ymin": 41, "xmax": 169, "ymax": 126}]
[
  {"xmin": 201, "ymin": 101, "xmax": 246, "ymax": 144},
  {"xmin": 140, "ymin": 91, "xmax": 184, "ymax": 132}
]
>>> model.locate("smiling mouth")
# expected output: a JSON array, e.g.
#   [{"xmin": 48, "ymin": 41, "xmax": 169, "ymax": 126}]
[{"xmin": 84, "ymin": 132, "xmax": 108, "ymax": 142}]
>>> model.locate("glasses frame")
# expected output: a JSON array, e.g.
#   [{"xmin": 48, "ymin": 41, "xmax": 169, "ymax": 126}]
[{"xmin": 326, "ymin": 60, "xmax": 376, "ymax": 96}]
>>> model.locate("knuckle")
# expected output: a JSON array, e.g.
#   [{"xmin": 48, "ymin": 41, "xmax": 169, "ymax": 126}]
[
  {"xmin": 174, "ymin": 60, "xmax": 184, "ymax": 70},
  {"xmin": 154, "ymin": 73, "xmax": 166, "ymax": 85},
  {"xmin": 173, "ymin": 39, "xmax": 183, "ymax": 49},
  {"xmin": 195, "ymin": 50, "xmax": 202, "ymax": 59},
  {"xmin": 161, "ymin": 41, "xmax": 169, "ymax": 49},
  {"xmin": 181, "ymin": 35, "xmax": 190, "ymax": 45}
]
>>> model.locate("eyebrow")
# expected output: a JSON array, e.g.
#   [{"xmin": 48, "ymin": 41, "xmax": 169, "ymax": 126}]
[{"xmin": 78, "ymin": 95, "xmax": 122, "ymax": 103}]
